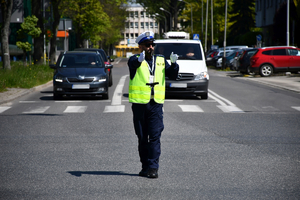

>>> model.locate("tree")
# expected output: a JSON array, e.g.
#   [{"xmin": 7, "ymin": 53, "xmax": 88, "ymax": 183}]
[
  {"xmin": 49, "ymin": 0, "xmax": 63, "ymax": 65},
  {"xmin": 1, "ymin": 0, "xmax": 13, "ymax": 70},
  {"xmin": 32, "ymin": 0, "xmax": 45, "ymax": 64},
  {"xmin": 60, "ymin": 0, "xmax": 110, "ymax": 48},
  {"xmin": 228, "ymin": 0, "xmax": 256, "ymax": 45},
  {"xmin": 16, "ymin": 16, "xmax": 42, "ymax": 66},
  {"xmin": 98, "ymin": 0, "xmax": 128, "ymax": 55}
]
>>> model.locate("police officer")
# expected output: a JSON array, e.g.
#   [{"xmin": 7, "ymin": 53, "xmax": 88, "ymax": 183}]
[{"xmin": 128, "ymin": 31, "xmax": 179, "ymax": 178}]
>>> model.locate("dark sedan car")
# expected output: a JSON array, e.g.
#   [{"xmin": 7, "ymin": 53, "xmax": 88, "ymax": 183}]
[
  {"xmin": 74, "ymin": 48, "xmax": 114, "ymax": 86},
  {"xmin": 238, "ymin": 48, "xmax": 258, "ymax": 74},
  {"xmin": 50, "ymin": 51, "xmax": 111, "ymax": 99}
]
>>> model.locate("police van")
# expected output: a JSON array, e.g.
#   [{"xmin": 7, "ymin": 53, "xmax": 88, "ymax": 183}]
[{"xmin": 154, "ymin": 32, "xmax": 209, "ymax": 99}]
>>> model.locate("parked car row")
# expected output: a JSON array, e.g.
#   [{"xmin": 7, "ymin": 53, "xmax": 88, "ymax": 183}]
[
  {"xmin": 50, "ymin": 49, "xmax": 114, "ymax": 100},
  {"xmin": 207, "ymin": 46, "xmax": 300, "ymax": 77}
]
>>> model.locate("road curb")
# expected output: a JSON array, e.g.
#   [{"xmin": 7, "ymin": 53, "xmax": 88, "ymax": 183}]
[{"xmin": 0, "ymin": 80, "xmax": 53, "ymax": 105}]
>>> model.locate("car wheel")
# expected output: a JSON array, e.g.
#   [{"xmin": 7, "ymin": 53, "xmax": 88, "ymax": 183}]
[
  {"xmin": 260, "ymin": 64, "xmax": 273, "ymax": 77},
  {"xmin": 200, "ymin": 93, "xmax": 208, "ymax": 100}
]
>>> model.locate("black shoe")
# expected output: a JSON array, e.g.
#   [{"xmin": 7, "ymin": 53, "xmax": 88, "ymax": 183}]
[
  {"xmin": 139, "ymin": 169, "xmax": 148, "ymax": 177},
  {"xmin": 147, "ymin": 168, "xmax": 158, "ymax": 178}
]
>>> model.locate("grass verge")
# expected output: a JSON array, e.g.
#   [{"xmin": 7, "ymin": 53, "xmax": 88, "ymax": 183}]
[{"xmin": 0, "ymin": 61, "xmax": 53, "ymax": 93}]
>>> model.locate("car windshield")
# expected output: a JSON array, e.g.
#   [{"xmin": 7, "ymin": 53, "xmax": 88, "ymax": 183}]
[
  {"xmin": 154, "ymin": 43, "xmax": 203, "ymax": 60},
  {"xmin": 58, "ymin": 54, "xmax": 103, "ymax": 68}
]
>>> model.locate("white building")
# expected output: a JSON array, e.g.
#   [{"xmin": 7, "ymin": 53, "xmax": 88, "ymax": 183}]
[{"xmin": 115, "ymin": 3, "xmax": 159, "ymax": 57}]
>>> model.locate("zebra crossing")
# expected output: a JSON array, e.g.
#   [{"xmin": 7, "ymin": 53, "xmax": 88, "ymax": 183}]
[{"xmin": 0, "ymin": 103, "xmax": 300, "ymax": 114}]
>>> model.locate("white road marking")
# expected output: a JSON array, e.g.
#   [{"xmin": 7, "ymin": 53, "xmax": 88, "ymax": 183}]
[
  {"xmin": 104, "ymin": 105, "xmax": 125, "ymax": 113},
  {"xmin": 104, "ymin": 75, "xmax": 128, "ymax": 113},
  {"xmin": 23, "ymin": 106, "xmax": 50, "ymax": 114},
  {"xmin": 291, "ymin": 106, "xmax": 300, "ymax": 111},
  {"xmin": 19, "ymin": 101, "xmax": 37, "ymax": 103},
  {"xmin": 208, "ymin": 89, "xmax": 244, "ymax": 113},
  {"xmin": 178, "ymin": 105, "xmax": 204, "ymax": 112},
  {"xmin": 64, "ymin": 106, "xmax": 87, "ymax": 113},
  {"xmin": 0, "ymin": 106, "xmax": 11, "ymax": 113}
]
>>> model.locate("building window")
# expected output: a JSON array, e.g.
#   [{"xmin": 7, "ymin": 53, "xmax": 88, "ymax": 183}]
[
  {"xmin": 130, "ymin": 33, "xmax": 134, "ymax": 39},
  {"xmin": 125, "ymin": 22, "xmax": 129, "ymax": 28},
  {"xmin": 141, "ymin": 11, "xmax": 144, "ymax": 18},
  {"xmin": 135, "ymin": 33, "xmax": 138, "ymax": 38},
  {"xmin": 150, "ymin": 22, "xmax": 153, "ymax": 28},
  {"xmin": 130, "ymin": 11, "xmax": 134, "ymax": 18},
  {"xmin": 145, "ymin": 22, "xmax": 149, "ymax": 28},
  {"xmin": 126, "ymin": 33, "xmax": 129, "ymax": 39},
  {"xmin": 135, "ymin": 22, "xmax": 138, "ymax": 28},
  {"xmin": 141, "ymin": 22, "xmax": 144, "ymax": 28},
  {"xmin": 155, "ymin": 22, "xmax": 158, "ymax": 28},
  {"xmin": 135, "ymin": 11, "xmax": 138, "ymax": 18},
  {"xmin": 130, "ymin": 22, "xmax": 133, "ymax": 28}
]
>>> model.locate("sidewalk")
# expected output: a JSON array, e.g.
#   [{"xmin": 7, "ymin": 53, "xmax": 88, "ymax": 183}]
[
  {"xmin": 0, "ymin": 81, "xmax": 52, "ymax": 105},
  {"xmin": 0, "ymin": 73, "xmax": 299, "ymax": 105}
]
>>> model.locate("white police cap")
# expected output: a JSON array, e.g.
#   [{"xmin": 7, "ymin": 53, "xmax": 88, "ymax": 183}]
[{"xmin": 135, "ymin": 31, "xmax": 155, "ymax": 44}]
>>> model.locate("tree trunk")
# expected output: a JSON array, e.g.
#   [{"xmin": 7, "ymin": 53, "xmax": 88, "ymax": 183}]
[
  {"xmin": 1, "ymin": 0, "xmax": 13, "ymax": 70},
  {"xmin": 49, "ymin": 0, "xmax": 62, "ymax": 64},
  {"xmin": 32, "ymin": 0, "xmax": 44, "ymax": 64}
]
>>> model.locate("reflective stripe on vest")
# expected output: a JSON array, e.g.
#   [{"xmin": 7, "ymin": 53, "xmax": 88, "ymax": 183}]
[{"xmin": 129, "ymin": 56, "xmax": 165, "ymax": 104}]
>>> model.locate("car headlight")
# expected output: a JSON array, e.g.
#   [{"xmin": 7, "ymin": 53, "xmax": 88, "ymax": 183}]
[
  {"xmin": 98, "ymin": 77, "xmax": 107, "ymax": 82},
  {"xmin": 55, "ymin": 76, "xmax": 65, "ymax": 82},
  {"xmin": 194, "ymin": 71, "xmax": 209, "ymax": 80}
]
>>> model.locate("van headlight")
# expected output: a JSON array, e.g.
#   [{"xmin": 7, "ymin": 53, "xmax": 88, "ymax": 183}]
[
  {"xmin": 195, "ymin": 71, "xmax": 209, "ymax": 80},
  {"xmin": 55, "ymin": 76, "xmax": 65, "ymax": 82}
]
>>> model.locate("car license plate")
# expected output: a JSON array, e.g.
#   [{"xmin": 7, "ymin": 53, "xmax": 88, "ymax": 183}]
[
  {"xmin": 170, "ymin": 83, "xmax": 187, "ymax": 88},
  {"xmin": 72, "ymin": 84, "xmax": 90, "ymax": 89}
]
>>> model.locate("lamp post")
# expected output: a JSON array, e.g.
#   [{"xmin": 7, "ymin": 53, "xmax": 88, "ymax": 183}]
[
  {"xmin": 160, "ymin": 7, "xmax": 172, "ymax": 31},
  {"xmin": 178, "ymin": 0, "xmax": 193, "ymax": 35},
  {"xmin": 155, "ymin": 13, "xmax": 167, "ymax": 33}
]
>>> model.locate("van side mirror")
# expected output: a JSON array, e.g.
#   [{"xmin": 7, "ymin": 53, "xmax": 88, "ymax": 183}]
[
  {"xmin": 105, "ymin": 64, "xmax": 113, "ymax": 69},
  {"xmin": 49, "ymin": 64, "xmax": 57, "ymax": 69}
]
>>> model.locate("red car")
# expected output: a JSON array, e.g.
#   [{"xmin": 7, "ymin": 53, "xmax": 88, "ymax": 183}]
[{"xmin": 250, "ymin": 46, "xmax": 300, "ymax": 77}]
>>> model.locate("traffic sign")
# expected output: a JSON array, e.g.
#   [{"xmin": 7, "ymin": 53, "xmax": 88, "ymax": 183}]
[
  {"xmin": 193, "ymin": 34, "xmax": 200, "ymax": 40},
  {"xmin": 256, "ymin": 34, "xmax": 262, "ymax": 41}
]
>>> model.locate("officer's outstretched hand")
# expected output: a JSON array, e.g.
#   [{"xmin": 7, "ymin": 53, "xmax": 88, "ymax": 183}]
[
  {"xmin": 138, "ymin": 51, "xmax": 145, "ymax": 62},
  {"xmin": 170, "ymin": 52, "xmax": 179, "ymax": 63}
]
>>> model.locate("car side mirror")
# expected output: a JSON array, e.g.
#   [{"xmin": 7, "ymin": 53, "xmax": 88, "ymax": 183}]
[
  {"xmin": 49, "ymin": 64, "xmax": 57, "ymax": 69},
  {"xmin": 105, "ymin": 64, "xmax": 113, "ymax": 69}
]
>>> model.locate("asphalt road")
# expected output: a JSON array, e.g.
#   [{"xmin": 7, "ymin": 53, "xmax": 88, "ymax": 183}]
[{"xmin": 0, "ymin": 58, "xmax": 299, "ymax": 199}]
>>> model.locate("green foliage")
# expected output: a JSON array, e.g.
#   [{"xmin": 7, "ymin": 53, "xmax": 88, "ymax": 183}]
[
  {"xmin": 0, "ymin": 62, "xmax": 53, "ymax": 92},
  {"xmin": 17, "ymin": 16, "xmax": 42, "ymax": 39},
  {"xmin": 60, "ymin": 0, "xmax": 110, "ymax": 46},
  {"xmin": 16, "ymin": 41, "xmax": 31, "ymax": 52}
]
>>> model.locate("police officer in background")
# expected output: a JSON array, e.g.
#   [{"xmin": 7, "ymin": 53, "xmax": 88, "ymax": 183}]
[{"xmin": 128, "ymin": 31, "xmax": 179, "ymax": 178}]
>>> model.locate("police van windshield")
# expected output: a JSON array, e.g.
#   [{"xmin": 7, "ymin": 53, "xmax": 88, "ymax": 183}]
[{"xmin": 154, "ymin": 43, "xmax": 203, "ymax": 60}]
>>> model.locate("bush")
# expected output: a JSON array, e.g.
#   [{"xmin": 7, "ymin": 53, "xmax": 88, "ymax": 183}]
[{"xmin": 0, "ymin": 61, "xmax": 53, "ymax": 92}]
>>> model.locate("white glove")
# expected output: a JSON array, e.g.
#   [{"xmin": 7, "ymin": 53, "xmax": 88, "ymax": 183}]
[
  {"xmin": 170, "ymin": 52, "xmax": 178, "ymax": 63},
  {"xmin": 138, "ymin": 51, "xmax": 145, "ymax": 62}
]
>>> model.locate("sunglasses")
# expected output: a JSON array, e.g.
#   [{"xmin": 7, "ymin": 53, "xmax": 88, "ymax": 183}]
[{"xmin": 144, "ymin": 43, "xmax": 156, "ymax": 47}]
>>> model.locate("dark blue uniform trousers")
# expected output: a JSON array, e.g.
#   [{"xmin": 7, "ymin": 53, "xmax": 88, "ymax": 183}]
[{"xmin": 132, "ymin": 99, "xmax": 164, "ymax": 170}]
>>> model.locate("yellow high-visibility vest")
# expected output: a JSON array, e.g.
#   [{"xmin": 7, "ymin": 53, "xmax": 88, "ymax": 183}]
[{"xmin": 129, "ymin": 56, "xmax": 165, "ymax": 104}]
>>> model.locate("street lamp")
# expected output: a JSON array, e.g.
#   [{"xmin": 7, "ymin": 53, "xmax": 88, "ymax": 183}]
[
  {"xmin": 160, "ymin": 7, "xmax": 172, "ymax": 31},
  {"xmin": 155, "ymin": 13, "xmax": 167, "ymax": 33},
  {"xmin": 178, "ymin": 0, "xmax": 193, "ymax": 35}
]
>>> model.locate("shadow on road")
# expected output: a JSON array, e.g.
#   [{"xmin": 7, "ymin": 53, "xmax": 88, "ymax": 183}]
[{"xmin": 68, "ymin": 171, "xmax": 138, "ymax": 177}]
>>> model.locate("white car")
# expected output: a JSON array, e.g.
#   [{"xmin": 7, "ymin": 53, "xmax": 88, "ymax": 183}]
[{"xmin": 154, "ymin": 32, "xmax": 209, "ymax": 99}]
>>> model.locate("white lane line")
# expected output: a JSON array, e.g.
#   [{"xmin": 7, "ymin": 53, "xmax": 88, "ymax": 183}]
[
  {"xmin": 291, "ymin": 106, "xmax": 300, "ymax": 111},
  {"xmin": 19, "ymin": 101, "xmax": 37, "ymax": 103},
  {"xmin": 0, "ymin": 106, "xmax": 11, "ymax": 113},
  {"xmin": 178, "ymin": 105, "xmax": 204, "ymax": 112},
  {"xmin": 64, "ymin": 106, "xmax": 87, "ymax": 113},
  {"xmin": 208, "ymin": 89, "xmax": 244, "ymax": 113},
  {"xmin": 55, "ymin": 101, "xmax": 82, "ymax": 103},
  {"xmin": 23, "ymin": 106, "xmax": 50, "ymax": 114},
  {"xmin": 104, "ymin": 105, "xmax": 125, "ymax": 113},
  {"xmin": 104, "ymin": 75, "xmax": 128, "ymax": 113},
  {"xmin": 111, "ymin": 75, "xmax": 128, "ymax": 105}
]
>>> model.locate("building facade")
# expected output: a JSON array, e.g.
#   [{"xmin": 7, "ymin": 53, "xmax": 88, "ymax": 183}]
[{"xmin": 115, "ymin": 3, "xmax": 159, "ymax": 57}]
